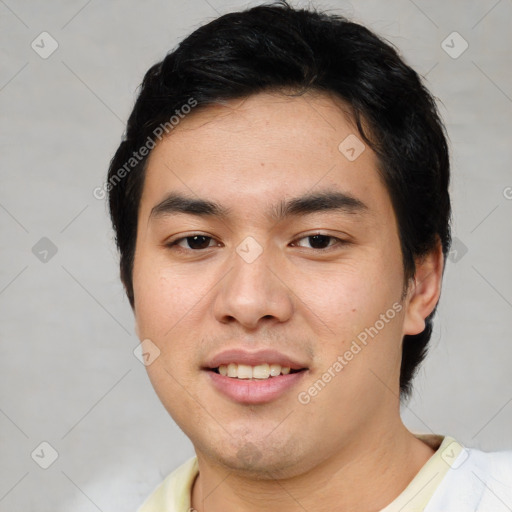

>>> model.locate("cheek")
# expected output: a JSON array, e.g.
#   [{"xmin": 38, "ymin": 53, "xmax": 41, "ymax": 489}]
[
  {"xmin": 293, "ymin": 254, "xmax": 405, "ymax": 372},
  {"xmin": 293, "ymin": 259, "xmax": 392, "ymax": 333},
  {"xmin": 133, "ymin": 261, "xmax": 202, "ymax": 412},
  {"xmin": 133, "ymin": 265, "xmax": 172, "ymax": 337},
  {"xmin": 133, "ymin": 253, "xmax": 201, "ymax": 339}
]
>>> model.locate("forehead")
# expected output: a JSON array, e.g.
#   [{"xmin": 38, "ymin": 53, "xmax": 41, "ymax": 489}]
[{"xmin": 140, "ymin": 91, "xmax": 393, "ymax": 224}]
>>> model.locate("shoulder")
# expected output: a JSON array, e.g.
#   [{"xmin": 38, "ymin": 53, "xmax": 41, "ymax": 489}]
[
  {"xmin": 136, "ymin": 456, "xmax": 199, "ymax": 512},
  {"xmin": 426, "ymin": 444, "xmax": 512, "ymax": 512}
]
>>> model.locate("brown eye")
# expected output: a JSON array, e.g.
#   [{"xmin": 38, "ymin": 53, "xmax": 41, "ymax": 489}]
[
  {"xmin": 293, "ymin": 234, "xmax": 343, "ymax": 250},
  {"xmin": 305, "ymin": 234, "xmax": 333, "ymax": 249},
  {"xmin": 184, "ymin": 235, "xmax": 213, "ymax": 250},
  {"xmin": 168, "ymin": 235, "xmax": 216, "ymax": 250}
]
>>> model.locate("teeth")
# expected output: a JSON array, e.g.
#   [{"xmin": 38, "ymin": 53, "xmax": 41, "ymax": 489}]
[
  {"xmin": 227, "ymin": 363, "xmax": 237, "ymax": 378},
  {"xmin": 217, "ymin": 363, "xmax": 293, "ymax": 379},
  {"xmin": 269, "ymin": 364, "xmax": 281, "ymax": 377},
  {"xmin": 253, "ymin": 364, "xmax": 270, "ymax": 379},
  {"xmin": 237, "ymin": 364, "xmax": 253, "ymax": 379}
]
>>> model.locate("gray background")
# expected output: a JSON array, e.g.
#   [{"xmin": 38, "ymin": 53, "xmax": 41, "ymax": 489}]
[{"xmin": 1, "ymin": 0, "xmax": 511, "ymax": 510}]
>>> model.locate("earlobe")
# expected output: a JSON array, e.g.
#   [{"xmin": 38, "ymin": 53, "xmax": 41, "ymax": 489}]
[{"xmin": 402, "ymin": 238, "xmax": 444, "ymax": 336}]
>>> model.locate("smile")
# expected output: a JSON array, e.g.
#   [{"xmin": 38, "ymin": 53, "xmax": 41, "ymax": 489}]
[
  {"xmin": 206, "ymin": 366, "xmax": 308, "ymax": 405},
  {"xmin": 214, "ymin": 363, "xmax": 303, "ymax": 379}
]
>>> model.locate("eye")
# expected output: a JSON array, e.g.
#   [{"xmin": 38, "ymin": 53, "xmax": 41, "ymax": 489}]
[
  {"xmin": 291, "ymin": 233, "xmax": 346, "ymax": 250},
  {"xmin": 165, "ymin": 233, "xmax": 347, "ymax": 253},
  {"xmin": 166, "ymin": 234, "xmax": 218, "ymax": 251}
]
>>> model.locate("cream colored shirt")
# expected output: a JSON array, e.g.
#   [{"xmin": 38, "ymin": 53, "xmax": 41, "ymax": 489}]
[{"xmin": 137, "ymin": 433, "xmax": 512, "ymax": 511}]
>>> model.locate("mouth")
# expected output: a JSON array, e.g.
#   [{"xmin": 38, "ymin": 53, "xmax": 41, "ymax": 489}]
[
  {"xmin": 203, "ymin": 348, "xmax": 310, "ymax": 404},
  {"xmin": 208, "ymin": 363, "xmax": 306, "ymax": 379},
  {"xmin": 204, "ymin": 362, "xmax": 308, "ymax": 405}
]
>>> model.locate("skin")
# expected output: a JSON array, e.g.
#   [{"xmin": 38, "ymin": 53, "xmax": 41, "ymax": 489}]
[{"xmin": 132, "ymin": 91, "xmax": 444, "ymax": 512}]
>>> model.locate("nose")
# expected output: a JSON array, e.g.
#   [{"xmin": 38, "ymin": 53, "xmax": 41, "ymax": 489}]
[{"xmin": 212, "ymin": 241, "xmax": 294, "ymax": 330}]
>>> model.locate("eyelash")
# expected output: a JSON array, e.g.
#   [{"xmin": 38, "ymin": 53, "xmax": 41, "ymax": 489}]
[{"xmin": 165, "ymin": 233, "xmax": 348, "ymax": 253}]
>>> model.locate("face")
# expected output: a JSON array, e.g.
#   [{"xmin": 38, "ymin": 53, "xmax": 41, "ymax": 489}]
[{"xmin": 132, "ymin": 91, "xmax": 424, "ymax": 478}]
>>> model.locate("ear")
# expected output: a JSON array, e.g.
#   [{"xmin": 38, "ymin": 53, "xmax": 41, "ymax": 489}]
[{"xmin": 402, "ymin": 237, "xmax": 445, "ymax": 336}]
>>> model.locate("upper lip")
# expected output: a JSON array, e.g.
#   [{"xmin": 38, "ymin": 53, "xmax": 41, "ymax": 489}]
[{"xmin": 204, "ymin": 348, "xmax": 308, "ymax": 370}]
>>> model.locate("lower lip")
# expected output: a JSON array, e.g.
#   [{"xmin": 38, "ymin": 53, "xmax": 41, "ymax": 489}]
[{"xmin": 206, "ymin": 370, "xmax": 307, "ymax": 405}]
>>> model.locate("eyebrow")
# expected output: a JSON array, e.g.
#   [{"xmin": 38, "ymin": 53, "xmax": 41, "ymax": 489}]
[{"xmin": 149, "ymin": 190, "xmax": 369, "ymax": 222}]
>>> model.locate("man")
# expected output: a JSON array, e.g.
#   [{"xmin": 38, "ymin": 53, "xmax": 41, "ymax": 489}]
[{"xmin": 106, "ymin": 1, "xmax": 512, "ymax": 510}]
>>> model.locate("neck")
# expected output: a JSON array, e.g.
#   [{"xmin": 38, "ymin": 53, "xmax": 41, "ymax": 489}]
[{"xmin": 191, "ymin": 422, "xmax": 435, "ymax": 512}]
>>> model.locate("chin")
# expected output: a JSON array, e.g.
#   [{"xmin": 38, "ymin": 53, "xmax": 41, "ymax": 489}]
[{"xmin": 201, "ymin": 436, "xmax": 310, "ymax": 480}]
